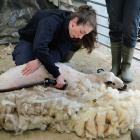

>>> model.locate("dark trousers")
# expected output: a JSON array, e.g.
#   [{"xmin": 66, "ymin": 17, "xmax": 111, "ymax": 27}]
[
  {"xmin": 12, "ymin": 38, "xmax": 35, "ymax": 66},
  {"xmin": 106, "ymin": 0, "xmax": 140, "ymax": 48},
  {"xmin": 12, "ymin": 38, "xmax": 77, "ymax": 66}
]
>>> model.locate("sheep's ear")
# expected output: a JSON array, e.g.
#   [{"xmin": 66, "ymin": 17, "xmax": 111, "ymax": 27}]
[{"xmin": 97, "ymin": 69, "xmax": 104, "ymax": 73}]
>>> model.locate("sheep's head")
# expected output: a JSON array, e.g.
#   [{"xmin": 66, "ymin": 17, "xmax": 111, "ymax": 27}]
[{"xmin": 99, "ymin": 72, "xmax": 127, "ymax": 90}]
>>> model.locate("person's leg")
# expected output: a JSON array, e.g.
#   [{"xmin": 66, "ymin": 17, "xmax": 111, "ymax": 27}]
[
  {"xmin": 61, "ymin": 50, "xmax": 75, "ymax": 63},
  {"xmin": 12, "ymin": 38, "xmax": 35, "ymax": 65},
  {"xmin": 110, "ymin": 41, "xmax": 122, "ymax": 76},
  {"xmin": 121, "ymin": 0, "xmax": 140, "ymax": 82},
  {"xmin": 105, "ymin": 0, "xmax": 124, "ymax": 76},
  {"xmin": 48, "ymin": 43, "xmax": 79, "ymax": 63},
  {"xmin": 61, "ymin": 44, "xmax": 79, "ymax": 63},
  {"xmin": 121, "ymin": 45, "xmax": 135, "ymax": 82},
  {"xmin": 48, "ymin": 48, "xmax": 75, "ymax": 63},
  {"xmin": 106, "ymin": 0, "xmax": 124, "ymax": 43}
]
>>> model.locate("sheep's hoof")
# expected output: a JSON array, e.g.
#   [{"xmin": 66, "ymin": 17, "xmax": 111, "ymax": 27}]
[{"xmin": 118, "ymin": 82, "xmax": 127, "ymax": 90}]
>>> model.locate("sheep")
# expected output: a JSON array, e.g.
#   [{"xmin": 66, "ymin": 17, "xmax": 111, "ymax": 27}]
[{"xmin": 0, "ymin": 63, "xmax": 126, "ymax": 90}]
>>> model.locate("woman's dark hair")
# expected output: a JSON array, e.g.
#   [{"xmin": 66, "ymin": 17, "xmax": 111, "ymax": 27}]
[{"xmin": 70, "ymin": 5, "xmax": 97, "ymax": 54}]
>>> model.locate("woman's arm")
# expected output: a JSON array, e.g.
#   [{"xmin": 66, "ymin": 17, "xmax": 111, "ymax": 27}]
[
  {"xmin": 23, "ymin": 16, "xmax": 66, "ymax": 88},
  {"xmin": 22, "ymin": 59, "xmax": 41, "ymax": 75}
]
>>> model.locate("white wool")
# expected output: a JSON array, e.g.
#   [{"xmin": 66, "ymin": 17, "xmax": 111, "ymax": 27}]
[
  {"xmin": 128, "ymin": 96, "xmax": 140, "ymax": 124},
  {"xmin": 0, "ymin": 63, "xmax": 139, "ymax": 138},
  {"xmin": 96, "ymin": 110, "xmax": 107, "ymax": 138},
  {"xmin": 3, "ymin": 114, "xmax": 19, "ymax": 132},
  {"xmin": 1, "ymin": 100, "xmax": 15, "ymax": 106},
  {"xmin": 80, "ymin": 79, "xmax": 92, "ymax": 90},
  {"xmin": 0, "ymin": 84, "xmax": 139, "ymax": 138},
  {"xmin": 134, "ymin": 90, "xmax": 140, "ymax": 97},
  {"xmin": 106, "ymin": 87, "xmax": 120, "ymax": 100}
]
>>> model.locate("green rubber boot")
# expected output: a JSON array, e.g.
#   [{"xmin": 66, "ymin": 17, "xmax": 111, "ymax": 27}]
[
  {"xmin": 121, "ymin": 45, "xmax": 135, "ymax": 83},
  {"xmin": 61, "ymin": 50, "xmax": 75, "ymax": 63},
  {"xmin": 110, "ymin": 42, "xmax": 122, "ymax": 76}
]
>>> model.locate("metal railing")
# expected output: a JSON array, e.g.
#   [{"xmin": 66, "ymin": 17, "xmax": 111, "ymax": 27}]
[{"xmin": 58, "ymin": 0, "xmax": 140, "ymax": 62}]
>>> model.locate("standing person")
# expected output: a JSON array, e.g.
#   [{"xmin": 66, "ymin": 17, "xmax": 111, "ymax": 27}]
[
  {"xmin": 12, "ymin": 5, "xmax": 97, "ymax": 89},
  {"xmin": 106, "ymin": 0, "xmax": 140, "ymax": 83}
]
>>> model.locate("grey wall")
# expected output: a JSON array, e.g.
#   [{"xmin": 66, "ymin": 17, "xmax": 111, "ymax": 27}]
[{"xmin": 0, "ymin": 0, "xmax": 57, "ymax": 45}]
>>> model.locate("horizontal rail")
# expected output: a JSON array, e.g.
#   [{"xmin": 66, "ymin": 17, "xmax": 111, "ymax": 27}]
[
  {"xmin": 98, "ymin": 32, "xmax": 109, "ymax": 38},
  {"xmin": 97, "ymin": 14, "xmax": 108, "ymax": 19},
  {"xmin": 98, "ymin": 23, "xmax": 109, "ymax": 29},
  {"xmin": 97, "ymin": 40, "xmax": 110, "ymax": 48},
  {"xmin": 135, "ymin": 47, "xmax": 140, "ymax": 51},
  {"xmin": 133, "ymin": 56, "xmax": 140, "ymax": 61}
]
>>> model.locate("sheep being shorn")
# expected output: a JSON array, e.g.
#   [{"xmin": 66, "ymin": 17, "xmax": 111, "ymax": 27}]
[
  {"xmin": 0, "ymin": 63, "xmax": 126, "ymax": 90},
  {"xmin": 0, "ymin": 63, "xmax": 139, "ymax": 139}
]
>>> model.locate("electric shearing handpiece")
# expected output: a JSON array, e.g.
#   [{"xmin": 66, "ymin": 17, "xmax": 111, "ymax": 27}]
[{"xmin": 0, "ymin": 78, "xmax": 68, "ymax": 93}]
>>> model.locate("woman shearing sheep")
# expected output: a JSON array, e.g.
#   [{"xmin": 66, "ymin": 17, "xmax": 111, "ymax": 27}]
[{"xmin": 12, "ymin": 5, "xmax": 97, "ymax": 89}]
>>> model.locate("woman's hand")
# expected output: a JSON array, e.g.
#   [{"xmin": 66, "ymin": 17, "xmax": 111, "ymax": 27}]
[
  {"xmin": 54, "ymin": 75, "xmax": 65, "ymax": 89},
  {"xmin": 22, "ymin": 59, "xmax": 41, "ymax": 75}
]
